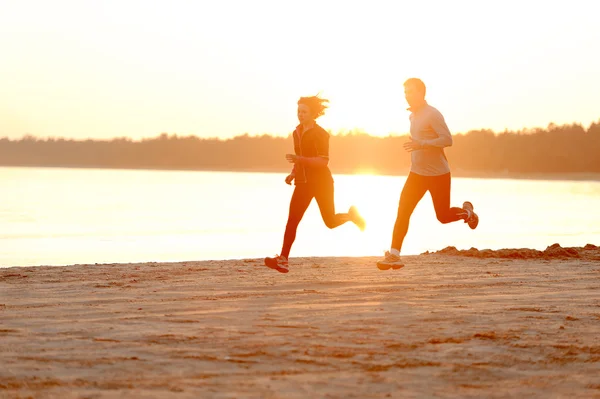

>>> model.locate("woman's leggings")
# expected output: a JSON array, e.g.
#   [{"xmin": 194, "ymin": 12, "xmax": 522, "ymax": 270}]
[{"xmin": 281, "ymin": 180, "xmax": 348, "ymax": 259}]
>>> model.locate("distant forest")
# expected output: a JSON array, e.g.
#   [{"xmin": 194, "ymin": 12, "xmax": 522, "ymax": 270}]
[{"xmin": 1, "ymin": 121, "xmax": 600, "ymax": 178}]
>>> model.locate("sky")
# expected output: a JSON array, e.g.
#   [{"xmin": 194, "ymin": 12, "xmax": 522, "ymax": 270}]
[{"xmin": 1, "ymin": 0, "xmax": 599, "ymax": 140}]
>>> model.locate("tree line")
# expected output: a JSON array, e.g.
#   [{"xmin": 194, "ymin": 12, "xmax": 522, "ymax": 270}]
[{"xmin": 1, "ymin": 120, "xmax": 599, "ymax": 177}]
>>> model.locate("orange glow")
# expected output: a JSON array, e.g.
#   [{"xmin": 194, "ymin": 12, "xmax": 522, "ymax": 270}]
[{"xmin": 0, "ymin": 1, "xmax": 598, "ymax": 140}]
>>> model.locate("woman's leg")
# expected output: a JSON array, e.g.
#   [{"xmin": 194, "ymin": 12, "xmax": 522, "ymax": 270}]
[
  {"xmin": 280, "ymin": 184, "xmax": 314, "ymax": 259},
  {"xmin": 313, "ymin": 180, "xmax": 351, "ymax": 229}
]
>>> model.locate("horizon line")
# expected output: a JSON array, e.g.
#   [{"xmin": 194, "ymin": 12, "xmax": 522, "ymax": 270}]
[{"xmin": 3, "ymin": 117, "xmax": 599, "ymax": 143}]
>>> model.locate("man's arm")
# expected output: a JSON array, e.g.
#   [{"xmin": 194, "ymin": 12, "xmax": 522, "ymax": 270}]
[{"xmin": 421, "ymin": 110, "xmax": 453, "ymax": 148}]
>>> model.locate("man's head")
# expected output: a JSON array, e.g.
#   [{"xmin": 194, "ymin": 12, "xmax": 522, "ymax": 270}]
[{"xmin": 403, "ymin": 78, "xmax": 426, "ymax": 108}]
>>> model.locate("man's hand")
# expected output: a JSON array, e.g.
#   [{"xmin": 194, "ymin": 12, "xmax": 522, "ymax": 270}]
[
  {"xmin": 285, "ymin": 173, "xmax": 295, "ymax": 185},
  {"xmin": 285, "ymin": 154, "xmax": 300, "ymax": 164},
  {"xmin": 403, "ymin": 137, "xmax": 423, "ymax": 152}
]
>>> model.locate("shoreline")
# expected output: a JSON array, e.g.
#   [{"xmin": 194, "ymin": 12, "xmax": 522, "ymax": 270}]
[
  {"xmin": 2, "ymin": 164, "xmax": 600, "ymax": 182},
  {"xmin": 3, "ymin": 244, "xmax": 598, "ymax": 270}
]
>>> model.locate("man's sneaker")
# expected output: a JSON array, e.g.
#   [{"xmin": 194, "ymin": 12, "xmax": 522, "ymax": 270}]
[
  {"xmin": 349, "ymin": 206, "xmax": 366, "ymax": 231},
  {"xmin": 376, "ymin": 251, "xmax": 404, "ymax": 270},
  {"xmin": 264, "ymin": 255, "xmax": 289, "ymax": 273},
  {"xmin": 462, "ymin": 201, "xmax": 479, "ymax": 230}
]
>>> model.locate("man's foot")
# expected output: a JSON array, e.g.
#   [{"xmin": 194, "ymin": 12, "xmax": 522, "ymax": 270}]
[
  {"xmin": 349, "ymin": 206, "xmax": 366, "ymax": 231},
  {"xmin": 376, "ymin": 251, "xmax": 404, "ymax": 270},
  {"xmin": 462, "ymin": 201, "xmax": 479, "ymax": 230},
  {"xmin": 264, "ymin": 255, "xmax": 289, "ymax": 273}
]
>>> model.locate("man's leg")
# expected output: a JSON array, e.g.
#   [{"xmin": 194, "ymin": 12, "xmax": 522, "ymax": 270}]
[
  {"xmin": 428, "ymin": 173, "xmax": 469, "ymax": 224},
  {"xmin": 377, "ymin": 173, "xmax": 428, "ymax": 270},
  {"xmin": 391, "ymin": 172, "xmax": 428, "ymax": 251},
  {"xmin": 429, "ymin": 173, "xmax": 479, "ymax": 228}
]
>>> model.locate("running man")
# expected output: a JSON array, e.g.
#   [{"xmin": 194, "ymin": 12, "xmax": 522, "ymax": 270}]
[{"xmin": 377, "ymin": 78, "xmax": 479, "ymax": 270}]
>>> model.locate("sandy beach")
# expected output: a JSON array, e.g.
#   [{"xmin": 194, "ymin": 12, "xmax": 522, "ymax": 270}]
[{"xmin": 1, "ymin": 245, "xmax": 600, "ymax": 398}]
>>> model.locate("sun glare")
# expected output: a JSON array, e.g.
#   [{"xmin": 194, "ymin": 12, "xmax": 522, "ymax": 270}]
[
  {"xmin": 353, "ymin": 168, "xmax": 379, "ymax": 176},
  {"xmin": 0, "ymin": 1, "xmax": 598, "ymax": 140}
]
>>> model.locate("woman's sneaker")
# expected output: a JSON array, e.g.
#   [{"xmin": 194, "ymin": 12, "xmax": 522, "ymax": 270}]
[
  {"xmin": 462, "ymin": 201, "xmax": 479, "ymax": 230},
  {"xmin": 349, "ymin": 206, "xmax": 366, "ymax": 231},
  {"xmin": 264, "ymin": 255, "xmax": 289, "ymax": 273},
  {"xmin": 376, "ymin": 251, "xmax": 404, "ymax": 270}
]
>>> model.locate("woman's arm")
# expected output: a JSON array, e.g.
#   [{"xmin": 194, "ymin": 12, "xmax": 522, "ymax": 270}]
[
  {"xmin": 298, "ymin": 156, "xmax": 328, "ymax": 167},
  {"xmin": 285, "ymin": 154, "xmax": 328, "ymax": 167},
  {"xmin": 285, "ymin": 129, "xmax": 330, "ymax": 167},
  {"xmin": 309, "ymin": 128, "xmax": 330, "ymax": 167}
]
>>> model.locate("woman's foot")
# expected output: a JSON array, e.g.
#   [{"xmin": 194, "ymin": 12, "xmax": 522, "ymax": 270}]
[
  {"xmin": 349, "ymin": 206, "xmax": 366, "ymax": 231},
  {"xmin": 264, "ymin": 255, "xmax": 289, "ymax": 273}
]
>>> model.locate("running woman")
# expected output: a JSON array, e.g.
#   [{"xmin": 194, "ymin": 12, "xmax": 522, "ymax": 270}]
[
  {"xmin": 265, "ymin": 95, "xmax": 365, "ymax": 273},
  {"xmin": 377, "ymin": 78, "xmax": 479, "ymax": 270}
]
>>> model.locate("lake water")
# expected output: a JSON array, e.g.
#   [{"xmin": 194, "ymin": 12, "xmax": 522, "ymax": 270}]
[{"xmin": 2, "ymin": 167, "xmax": 600, "ymax": 267}]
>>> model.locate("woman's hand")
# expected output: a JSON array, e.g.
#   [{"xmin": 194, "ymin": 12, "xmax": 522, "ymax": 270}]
[
  {"xmin": 285, "ymin": 173, "xmax": 295, "ymax": 185},
  {"xmin": 403, "ymin": 137, "xmax": 424, "ymax": 152},
  {"xmin": 285, "ymin": 154, "xmax": 301, "ymax": 164}
]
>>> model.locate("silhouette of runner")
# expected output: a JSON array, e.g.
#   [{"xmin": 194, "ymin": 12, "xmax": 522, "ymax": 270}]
[
  {"xmin": 265, "ymin": 95, "xmax": 365, "ymax": 273},
  {"xmin": 377, "ymin": 78, "xmax": 479, "ymax": 270}
]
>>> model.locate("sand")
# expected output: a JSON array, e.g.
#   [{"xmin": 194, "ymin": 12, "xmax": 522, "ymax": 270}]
[{"xmin": 1, "ymin": 245, "xmax": 600, "ymax": 398}]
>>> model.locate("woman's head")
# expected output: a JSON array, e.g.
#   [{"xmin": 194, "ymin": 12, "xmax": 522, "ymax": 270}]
[{"xmin": 297, "ymin": 95, "xmax": 329, "ymax": 124}]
